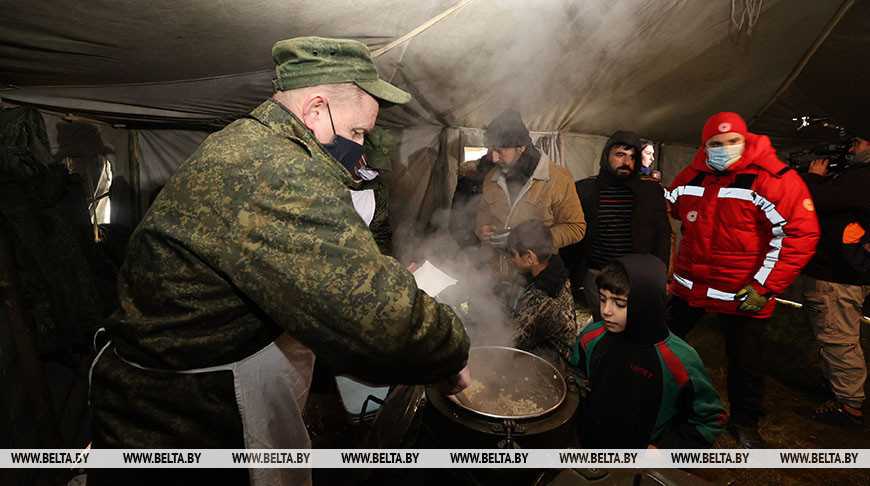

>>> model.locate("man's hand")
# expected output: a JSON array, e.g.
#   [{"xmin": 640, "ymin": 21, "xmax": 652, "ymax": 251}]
[
  {"xmin": 477, "ymin": 225, "xmax": 496, "ymax": 242},
  {"xmin": 735, "ymin": 284, "xmax": 771, "ymax": 313},
  {"xmin": 458, "ymin": 160, "xmax": 478, "ymax": 178},
  {"xmin": 808, "ymin": 158, "xmax": 829, "ymax": 177},
  {"xmin": 437, "ymin": 365, "xmax": 471, "ymax": 395}
]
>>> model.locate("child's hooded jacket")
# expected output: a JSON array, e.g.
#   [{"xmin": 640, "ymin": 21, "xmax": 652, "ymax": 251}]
[{"xmin": 570, "ymin": 254, "xmax": 726, "ymax": 448}]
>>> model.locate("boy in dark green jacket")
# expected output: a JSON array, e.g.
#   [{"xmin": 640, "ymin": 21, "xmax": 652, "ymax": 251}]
[{"xmin": 569, "ymin": 254, "xmax": 726, "ymax": 448}]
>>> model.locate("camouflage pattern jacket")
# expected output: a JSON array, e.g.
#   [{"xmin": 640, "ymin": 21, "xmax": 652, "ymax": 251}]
[
  {"xmin": 511, "ymin": 255, "xmax": 578, "ymax": 369},
  {"xmin": 91, "ymin": 98, "xmax": 469, "ymax": 448}
]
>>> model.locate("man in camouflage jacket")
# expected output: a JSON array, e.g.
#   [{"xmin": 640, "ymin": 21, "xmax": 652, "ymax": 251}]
[
  {"xmin": 351, "ymin": 126, "xmax": 396, "ymax": 255},
  {"xmin": 89, "ymin": 37, "xmax": 470, "ymax": 484}
]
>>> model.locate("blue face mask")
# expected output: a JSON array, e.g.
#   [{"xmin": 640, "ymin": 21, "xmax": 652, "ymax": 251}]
[
  {"xmin": 706, "ymin": 143, "xmax": 744, "ymax": 171},
  {"xmin": 322, "ymin": 104, "xmax": 366, "ymax": 173}
]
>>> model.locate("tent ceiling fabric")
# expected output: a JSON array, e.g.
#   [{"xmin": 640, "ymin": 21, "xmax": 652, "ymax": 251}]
[
  {"xmin": 0, "ymin": 0, "xmax": 862, "ymax": 145},
  {"xmin": 0, "ymin": 0, "xmax": 454, "ymax": 86},
  {"xmin": 751, "ymin": 0, "xmax": 870, "ymax": 149},
  {"xmin": 373, "ymin": 0, "xmax": 842, "ymax": 144}
]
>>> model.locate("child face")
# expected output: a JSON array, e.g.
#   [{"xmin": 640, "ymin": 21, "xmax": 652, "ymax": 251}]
[{"xmin": 599, "ymin": 289, "xmax": 628, "ymax": 333}]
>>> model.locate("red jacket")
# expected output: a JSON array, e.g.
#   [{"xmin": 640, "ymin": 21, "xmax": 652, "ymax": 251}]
[{"xmin": 666, "ymin": 134, "xmax": 820, "ymax": 318}]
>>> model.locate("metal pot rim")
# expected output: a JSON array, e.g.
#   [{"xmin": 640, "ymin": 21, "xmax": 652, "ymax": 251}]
[{"xmin": 449, "ymin": 346, "xmax": 567, "ymax": 420}]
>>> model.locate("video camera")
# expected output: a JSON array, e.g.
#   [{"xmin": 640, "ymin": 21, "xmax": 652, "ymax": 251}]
[
  {"xmin": 788, "ymin": 139, "xmax": 855, "ymax": 173},
  {"xmin": 787, "ymin": 116, "xmax": 855, "ymax": 173}
]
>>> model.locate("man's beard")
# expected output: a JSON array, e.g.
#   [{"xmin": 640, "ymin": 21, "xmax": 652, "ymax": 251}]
[
  {"xmin": 498, "ymin": 162, "xmax": 515, "ymax": 175},
  {"xmin": 612, "ymin": 165, "xmax": 632, "ymax": 179}
]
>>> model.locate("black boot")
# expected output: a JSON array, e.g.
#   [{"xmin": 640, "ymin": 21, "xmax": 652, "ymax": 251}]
[{"xmin": 728, "ymin": 423, "xmax": 765, "ymax": 449}]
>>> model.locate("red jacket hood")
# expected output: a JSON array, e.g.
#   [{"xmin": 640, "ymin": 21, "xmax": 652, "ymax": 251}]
[{"xmin": 689, "ymin": 133, "xmax": 787, "ymax": 176}]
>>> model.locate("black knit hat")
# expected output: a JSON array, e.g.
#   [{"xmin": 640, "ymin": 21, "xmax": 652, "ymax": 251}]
[{"xmin": 484, "ymin": 109, "xmax": 532, "ymax": 149}]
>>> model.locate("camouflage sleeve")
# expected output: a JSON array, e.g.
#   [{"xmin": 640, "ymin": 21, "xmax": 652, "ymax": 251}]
[
  {"xmin": 369, "ymin": 180, "xmax": 393, "ymax": 256},
  {"xmin": 221, "ymin": 152, "xmax": 469, "ymax": 385},
  {"xmin": 512, "ymin": 289, "xmax": 561, "ymax": 351}
]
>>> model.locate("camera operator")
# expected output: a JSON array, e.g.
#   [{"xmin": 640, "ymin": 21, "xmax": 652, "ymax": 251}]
[{"xmin": 801, "ymin": 134, "xmax": 870, "ymax": 426}]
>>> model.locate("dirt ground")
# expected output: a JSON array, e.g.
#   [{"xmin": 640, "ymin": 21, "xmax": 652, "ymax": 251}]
[{"xmin": 674, "ymin": 302, "xmax": 870, "ymax": 485}]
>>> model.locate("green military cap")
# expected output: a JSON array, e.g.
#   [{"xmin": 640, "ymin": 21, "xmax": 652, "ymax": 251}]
[
  {"xmin": 272, "ymin": 36, "xmax": 411, "ymax": 105},
  {"xmin": 363, "ymin": 127, "xmax": 397, "ymax": 171}
]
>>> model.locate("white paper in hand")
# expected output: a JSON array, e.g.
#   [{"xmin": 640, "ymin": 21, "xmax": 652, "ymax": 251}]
[{"xmin": 412, "ymin": 260, "xmax": 458, "ymax": 297}]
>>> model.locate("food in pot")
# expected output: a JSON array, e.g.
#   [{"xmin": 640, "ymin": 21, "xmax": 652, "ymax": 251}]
[
  {"xmin": 453, "ymin": 379, "xmax": 543, "ymax": 416},
  {"xmin": 486, "ymin": 393, "xmax": 543, "ymax": 416},
  {"xmin": 463, "ymin": 379, "xmax": 485, "ymax": 401}
]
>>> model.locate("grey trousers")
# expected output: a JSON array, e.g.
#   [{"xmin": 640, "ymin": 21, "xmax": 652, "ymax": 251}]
[{"xmin": 802, "ymin": 275, "xmax": 870, "ymax": 409}]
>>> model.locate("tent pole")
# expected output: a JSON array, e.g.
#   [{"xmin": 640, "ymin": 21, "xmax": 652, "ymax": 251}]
[
  {"xmin": 749, "ymin": 0, "xmax": 857, "ymax": 125},
  {"xmin": 371, "ymin": 0, "xmax": 475, "ymax": 58},
  {"xmin": 129, "ymin": 130, "xmax": 143, "ymax": 220}
]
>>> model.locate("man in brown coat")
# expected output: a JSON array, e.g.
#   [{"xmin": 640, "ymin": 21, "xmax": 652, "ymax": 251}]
[{"xmin": 476, "ymin": 109, "xmax": 585, "ymax": 294}]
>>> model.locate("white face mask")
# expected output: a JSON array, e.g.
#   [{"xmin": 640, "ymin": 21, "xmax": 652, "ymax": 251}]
[
  {"xmin": 355, "ymin": 165, "xmax": 380, "ymax": 181},
  {"xmin": 706, "ymin": 143, "xmax": 745, "ymax": 171}
]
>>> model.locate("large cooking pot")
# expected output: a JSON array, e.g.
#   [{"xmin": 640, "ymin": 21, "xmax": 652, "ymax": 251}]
[
  {"xmin": 424, "ymin": 346, "xmax": 579, "ymax": 450},
  {"xmin": 450, "ymin": 346, "xmax": 566, "ymax": 419}
]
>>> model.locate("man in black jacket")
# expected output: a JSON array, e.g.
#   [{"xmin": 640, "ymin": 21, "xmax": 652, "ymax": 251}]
[
  {"xmin": 450, "ymin": 151, "xmax": 495, "ymax": 249},
  {"xmin": 563, "ymin": 130, "xmax": 672, "ymax": 321},
  {"xmin": 801, "ymin": 134, "xmax": 870, "ymax": 426}
]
